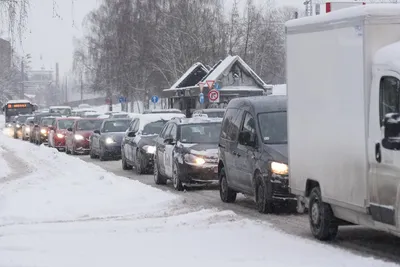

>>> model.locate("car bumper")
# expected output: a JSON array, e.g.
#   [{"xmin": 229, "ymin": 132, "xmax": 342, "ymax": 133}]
[
  {"xmin": 75, "ymin": 140, "xmax": 90, "ymax": 150},
  {"xmin": 178, "ymin": 162, "xmax": 218, "ymax": 183},
  {"xmin": 103, "ymin": 144, "xmax": 122, "ymax": 157},
  {"xmin": 266, "ymin": 172, "xmax": 297, "ymax": 202},
  {"xmin": 53, "ymin": 138, "xmax": 66, "ymax": 148},
  {"xmin": 40, "ymin": 134, "xmax": 48, "ymax": 142}
]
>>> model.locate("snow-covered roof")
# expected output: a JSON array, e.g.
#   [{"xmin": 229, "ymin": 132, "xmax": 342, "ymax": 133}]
[
  {"xmin": 164, "ymin": 62, "xmax": 209, "ymax": 91},
  {"xmin": 6, "ymin": 99, "xmax": 31, "ymax": 104},
  {"xmin": 137, "ymin": 113, "xmax": 186, "ymax": 131},
  {"xmin": 49, "ymin": 106, "xmax": 71, "ymax": 109},
  {"xmin": 200, "ymin": 55, "xmax": 268, "ymax": 89},
  {"xmin": 373, "ymin": 41, "xmax": 400, "ymax": 70},
  {"xmin": 286, "ymin": 4, "xmax": 400, "ymax": 29},
  {"xmin": 219, "ymin": 85, "xmax": 264, "ymax": 92}
]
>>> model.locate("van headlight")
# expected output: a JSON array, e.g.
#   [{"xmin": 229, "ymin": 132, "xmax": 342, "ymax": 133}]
[
  {"xmin": 57, "ymin": 133, "xmax": 64, "ymax": 138},
  {"xmin": 143, "ymin": 145, "xmax": 156, "ymax": 154},
  {"xmin": 105, "ymin": 137, "xmax": 115, "ymax": 144},
  {"xmin": 40, "ymin": 129, "xmax": 47, "ymax": 134},
  {"xmin": 270, "ymin": 162, "xmax": 289, "ymax": 175},
  {"xmin": 16, "ymin": 124, "xmax": 21, "ymax": 128},
  {"xmin": 184, "ymin": 154, "xmax": 205, "ymax": 165},
  {"xmin": 74, "ymin": 134, "xmax": 84, "ymax": 140},
  {"xmin": 26, "ymin": 127, "xmax": 30, "ymax": 132}
]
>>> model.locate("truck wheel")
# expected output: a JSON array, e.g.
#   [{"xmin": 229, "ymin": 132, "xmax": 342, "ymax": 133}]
[
  {"xmin": 153, "ymin": 159, "xmax": 167, "ymax": 185},
  {"xmin": 255, "ymin": 175, "xmax": 273, "ymax": 214},
  {"xmin": 219, "ymin": 167, "xmax": 236, "ymax": 203},
  {"xmin": 172, "ymin": 162, "xmax": 183, "ymax": 191},
  {"xmin": 309, "ymin": 187, "xmax": 338, "ymax": 241}
]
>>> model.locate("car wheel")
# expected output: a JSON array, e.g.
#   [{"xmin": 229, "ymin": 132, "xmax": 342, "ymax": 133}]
[
  {"xmin": 122, "ymin": 153, "xmax": 132, "ymax": 170},
  {"xmin": 219, "ymin": 167, "xmax": 236, "ymax": 203},
  {"xmin": 153, "ymin": 157, "xmax": 167, "ymax": 185},
  {"xmin": 89, "ymin": 145, "xmax": 96, "ymax": 159},
  {"xmin": 255, "ymin": 175, "xmax": 273, "ymax": 214},
  {"xmin": 135, "ymin": 150, "xmax": 143, "ymax": 174},
  {"xmin": 309, "ymin": 187, "xmax": 338, "ymax": 241},
  {"xmin": 172, "ymin": 162, "xmax": 183, "ymax": 191},
  {"xmin": 99, "ymin": 146, "xmax": 106, "ymax": 161}
]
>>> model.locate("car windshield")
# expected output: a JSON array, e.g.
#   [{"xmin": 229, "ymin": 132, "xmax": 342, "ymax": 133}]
[
  {"xmin": 204, "ymin": 111, "xmax": 224, "ymax": 118},
  {"xmin": 16, "ymin": 116, "xmax": 29, "ymax": 123},
  {"xmin": 57, "ymin": 119, "xmax": 76, "ymax": 130},
  {"xmin": 40, "ymin": 118, "xmax": 55, "ymax": 126},
  {"xmin": 77, "ymin": 120, "xmax": 103, "ymax": 131},
  {"xmin": 112, "ymin": 114, "xmax": 128, "ymax": 118},
  {"xmin": 50, "ymin": 108, "xmax": 71, "ymax": 115},
  {"xmin": 258, "ymin": 112, "xmax": 287, "ymax": 144},
  {"xmin": 102, "ymin": 120, "xmax": 130, "ymax": 132},
  {"xmin": 180, "ymin": 123, "xmax": 221, "ymax": 143},
  {"xmin": 142, "ymin": 120, "xmax": 167, "ymax": 135}
]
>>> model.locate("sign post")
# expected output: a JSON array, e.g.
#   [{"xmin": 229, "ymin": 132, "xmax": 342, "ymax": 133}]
[
  {"xmin": 151, "ymin": 95, "xmax": 159, "ymax": 109},
  {"xmin": 199, "ymin": 82, "xmax": 205, "ymax": 93},
  {"xmin": 208, "ymin": 89, "xmax": 220, "ymax": 103}
]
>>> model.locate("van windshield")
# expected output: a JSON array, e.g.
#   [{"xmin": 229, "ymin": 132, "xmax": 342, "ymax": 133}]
[{"xmin": 258, "ymin": 112, "xmax": 287, "ymax": 144}]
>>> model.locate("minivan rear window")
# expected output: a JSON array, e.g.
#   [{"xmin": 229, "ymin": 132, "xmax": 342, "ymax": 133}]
[{"xmin": 258, "ymin": 112, "xmax": 287, "ymax": 144}]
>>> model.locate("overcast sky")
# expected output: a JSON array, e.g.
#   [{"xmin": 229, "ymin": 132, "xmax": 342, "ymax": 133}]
[{"xmin": 13, "ymin": 0, "xmax": 303, "ymax": 77}]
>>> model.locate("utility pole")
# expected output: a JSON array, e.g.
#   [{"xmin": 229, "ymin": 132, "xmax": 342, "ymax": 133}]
[
  {"xmin": 55, "ymin": 63, "xmax": 59, "ymax": 104},
  {"xmin": 20, "ymin": 59, "xmax": 24, "ymax": 99},
  {"xmin": 80, "ymin": 72, "xmax": 83, "ymax": 103},
  {"xmin": 65, "ymin": 76, "xmax": 68, "ymax": 103}
]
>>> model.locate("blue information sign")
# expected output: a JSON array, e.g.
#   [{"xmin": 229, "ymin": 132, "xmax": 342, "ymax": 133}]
[
  {"xmin": 214, "ymin": 83, "xmax": 221, "ymax": 90},
  {"xmin": 199, "ymin": 93, "xmax": 204, "ymax": 104},
  {"xmin": 151, "ymin": 95, "xmax": 159, "ymax": 103},
  {"xmin": 119, "ymin": 96, "xmax": 127, "ymax": 103}
]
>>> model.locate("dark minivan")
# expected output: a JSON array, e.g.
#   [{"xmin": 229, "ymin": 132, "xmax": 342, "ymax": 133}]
[{"xmin": 218, "ymin": 95, "xmax": 296, "ymax": 214}]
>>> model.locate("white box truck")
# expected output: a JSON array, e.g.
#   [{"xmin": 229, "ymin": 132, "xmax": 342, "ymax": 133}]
[{"xmin": 286, "ymin": 4, "xmax": 400, "ymax": 241}]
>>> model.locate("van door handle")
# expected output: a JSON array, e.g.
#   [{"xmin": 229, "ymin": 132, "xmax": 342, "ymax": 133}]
[{"xmin": 375, "ymin": 143, "xmax": 381, "ymax": 163}]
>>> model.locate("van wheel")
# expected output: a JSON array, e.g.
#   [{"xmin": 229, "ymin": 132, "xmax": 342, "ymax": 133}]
[
  {"xmin": 219, "ymin": 167, "xmax": 236, "ymax": 203},
  {"xmin": 309, "ymin": 187, "xmax": 338, "ymax": 241},
  {"xmin": 255, "ymin": 175, "xmax": 273, "ymax": 214}
]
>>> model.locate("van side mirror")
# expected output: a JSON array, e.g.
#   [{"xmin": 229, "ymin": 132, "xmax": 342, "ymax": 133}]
[
  {"xmin": 127, "ymin": 131, "xmax": 136, "ymax": 137},
  {"xmin": 164, "ymin": 136, "xmax": 175, "ymax": 145},
  {"xmin": 382, "ymin": 113, "xmax": 400, "ymax": 150},
  {"xmin": 238, "ymin": 131, "xmax": 256, "ymax": 147},
  {"xmin": 93, "ymin": 129, "xmax": 101, "ymax": 134},
  {"xmin": 67, "ymin": 127, "xmax": 73, "ymax": 132}
]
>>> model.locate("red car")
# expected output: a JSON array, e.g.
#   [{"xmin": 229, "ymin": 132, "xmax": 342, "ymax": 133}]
[
  {"xmin": 65, "ymin": 118, "xmax": 104, "ymax": 155},
  {"xmin": 48, "ymin": 117, "xmax": 80, "ymax": 151}
]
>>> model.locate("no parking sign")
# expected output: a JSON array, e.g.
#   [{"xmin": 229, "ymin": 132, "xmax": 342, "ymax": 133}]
[{"xmin": 208, "ymin": 89, "xmax": 220, "ymax": 103}]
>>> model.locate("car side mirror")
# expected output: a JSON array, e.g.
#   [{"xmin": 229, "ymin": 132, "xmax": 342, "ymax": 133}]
[
  {"xmin": 127, "ymin": 131, "xmax": 136, "ymax": 137},
  {"xmin": 238, "ymin": 131, "xmax": 256, "ymax": 147},
  {"xmin": 164, "ymin": 136, "xmax": 175, "ymax": 145},
  {"xmin": 34, "ymin": 124, "xmax": 39, "ymax": 128},
  {"xmin": 48, "ymin": 126, "xmax": 54, "ymax": 130},
  {"xmin": 67, "ymin": 127, "xmax": 73, "ymax": 132},
  {"xmin": 382, "ymin": 113, "xmax": 400, "ymax": 150},
  {"xmin": 93, "ymin": 129, "xmax": 101, "ymax": 134}
]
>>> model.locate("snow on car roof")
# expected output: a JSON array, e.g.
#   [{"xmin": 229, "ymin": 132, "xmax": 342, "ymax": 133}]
[{"xmin": 137, "ymin": 113, "xmax": 185, "ymax": 130}]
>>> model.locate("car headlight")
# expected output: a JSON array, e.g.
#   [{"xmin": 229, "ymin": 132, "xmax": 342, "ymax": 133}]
[
  {"xmin": 57, "ymin": 133, "xmax": 64, "ymax": 138},
  {"xmin": 26, "ymin": 127, "xmax": 30, "ymax": 132},
  {"xmin": 270, "ymin": 162, "xmax": 289, "ymax": 175},
  {"xmin": 74, "ymin": 134, "xmax": 84, "ymax": 140},
  {"xmin": 105, "ymin": 137, "xmax": 115, "ymax": 144},
  {"xmin": 40, "ymin": 129, "xmax": 47, "ymax": 134},
  {"xmin": 143, "ymin": 145, "xmax": 156, "ymax": 154},
  {"xmin": 184, "ymin": 154, "xmax": 205, "ymax": 165},
  {"xmin": 16, "ymin": 124, "xmax": 20, "ymax": 128}
]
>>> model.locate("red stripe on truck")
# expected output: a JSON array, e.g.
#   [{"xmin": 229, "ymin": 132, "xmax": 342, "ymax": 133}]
[{"xmin": 326, "ymin": 2, "xmax": 331, "ymax": 12}]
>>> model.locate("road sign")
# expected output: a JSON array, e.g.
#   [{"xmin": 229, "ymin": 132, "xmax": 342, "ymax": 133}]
[
  {"xmin": 119, "ymin": 96, "xmax": 126, "ymax": 103},
  {"xmin": 214, "ymin": 82, "xmax": 221, "ymax": 90},
  {"xmin": 206, "ymin": 80, "xmax": 215, "ymax": 90},
  {"xmin": 208, "ymin": 89, "xmax": 219, "ymax": 103},
  {"xmin": 199, "ymin": 82, "xmax": 205, "ymax": 93},
  {"xmin": 151, "ymin": 95, "xmax": 159, "ymax": 103},
  {"xmin": 199, "ymin": 93, "xmax": 204, "ymax": 104}
]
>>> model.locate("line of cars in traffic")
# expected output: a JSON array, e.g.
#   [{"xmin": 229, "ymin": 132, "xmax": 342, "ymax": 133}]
[{"xmin": 5, "ymin": 97, "xmax": 293, "ymax": 216}]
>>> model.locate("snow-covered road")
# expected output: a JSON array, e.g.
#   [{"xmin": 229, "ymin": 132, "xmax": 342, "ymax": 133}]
[{"xmin": 0, "ymin": 134, "xmax": 399, "ymax": 266}]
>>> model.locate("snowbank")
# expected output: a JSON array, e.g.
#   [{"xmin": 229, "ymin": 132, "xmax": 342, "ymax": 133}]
[
  {"xmin": 0, "ymin": 136, "xmax": 178, "ymax": 225},
  {"xmin": 0, "ymin": 134, "xmax": 398, "ymax": 267},
  {"xmin": 0, "ymin": 146, "xmax": 10, "ymax": 179}
]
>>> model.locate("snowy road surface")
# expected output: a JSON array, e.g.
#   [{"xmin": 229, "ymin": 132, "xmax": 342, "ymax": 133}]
[{"xmin": 0, "ymin": 135, "xmax": 399, "ymax": 266}]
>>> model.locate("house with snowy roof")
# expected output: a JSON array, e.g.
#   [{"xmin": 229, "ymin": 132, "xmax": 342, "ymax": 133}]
[{"xmin": 162, "ymin": 55, "xmax": 271, "ymax": 113}]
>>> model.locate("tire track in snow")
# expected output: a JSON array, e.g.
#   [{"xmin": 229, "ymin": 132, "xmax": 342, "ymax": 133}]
[
  {"xmin": 79, "ymin": 156, "xmax": 400, "ymax": 264},
  {"xmin": 0, "ymin": 146, "xmax": 34, "ymax": 186}
]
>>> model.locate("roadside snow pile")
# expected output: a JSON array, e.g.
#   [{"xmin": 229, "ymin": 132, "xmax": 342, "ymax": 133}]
[
  {"xmin": 0, "ymin": 135, "xmax": 398, "ymax": 267},
  {"xmin": 0, "ymin": 135, "xmax": 179, "ymax": 225},
  {"xmin": 0, "ymin": 146, "xmax": 10, "ymax": 179}
]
